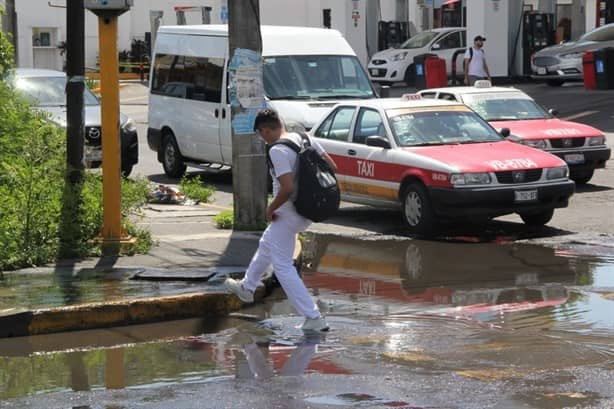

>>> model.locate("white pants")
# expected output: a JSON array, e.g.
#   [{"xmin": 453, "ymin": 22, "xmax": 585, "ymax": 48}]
[{"xmin": 241, "ymin": 207, "xmax": 320, "ymax": 320}]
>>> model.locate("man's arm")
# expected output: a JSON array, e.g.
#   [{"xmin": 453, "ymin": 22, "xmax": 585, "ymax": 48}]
[
  {"xmin": 267, "ymin": 172, "xmax": 294, "ymax": 221},
  {"xmin": 463, "ymin": 57, "xmax": 470, "ymax": 85},
  {"xmin": 483, "ymin": 59, "xmax": 491, "ymax": 81}
]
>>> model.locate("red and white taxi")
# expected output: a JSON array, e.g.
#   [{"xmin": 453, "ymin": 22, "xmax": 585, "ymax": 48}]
[
  {"xmin": 310, "ymin": 96, "xmax": 575, "ymax": 234},
  {"xmin": 418, "ymin": 82, "xmax": 611, "ymax": 184}
]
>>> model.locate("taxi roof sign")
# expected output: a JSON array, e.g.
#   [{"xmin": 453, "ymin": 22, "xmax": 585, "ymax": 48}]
[
  {"xmin": 401, "ymin": 93, "xmax": 423, "ymax": 101},
  {"xmin": 474, "ymin": 80, "xmax": 492, "ymax": 88}
]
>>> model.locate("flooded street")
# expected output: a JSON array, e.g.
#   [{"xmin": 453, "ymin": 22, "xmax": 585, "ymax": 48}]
[{"xmin": 1, "ymin": 234, "xmax": 613, "ymax": 408}]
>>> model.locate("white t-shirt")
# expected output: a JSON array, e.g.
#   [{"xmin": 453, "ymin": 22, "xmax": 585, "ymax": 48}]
[
  {"xmin": 268, "ymin": 132, "xmax": 325, "ymax": 213},
  {"xmin": 464, "ymin": 47, "xmax": 487, "ymax": 77}
]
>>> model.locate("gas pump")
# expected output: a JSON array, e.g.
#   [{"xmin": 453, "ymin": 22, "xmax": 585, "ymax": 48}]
[
  {"xmin": 377, "ymin": 21, "xmax": 409, "ymax": 51},
  {"xmin": 522, "ymin": 12, "xmax": 555, "ymax": 76}
]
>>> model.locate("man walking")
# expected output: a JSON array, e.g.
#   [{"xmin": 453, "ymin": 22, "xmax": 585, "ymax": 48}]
[
  {"xmin": 464, "ymin": 35, "xmax": 491, "ymax": 86},
  {"xmin": 224, "ymin": 109, "xmax": 337, "ymax": 332}
]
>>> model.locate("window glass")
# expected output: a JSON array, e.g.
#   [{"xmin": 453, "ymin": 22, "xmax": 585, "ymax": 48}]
[
  {"xmin": 435, "ymin": 32, "xmax": 461, "ymax": 50},
  {"xmin": 152, "ymin": 54, "xmax": 224, "ymax": 102},
  {"xmin": 579, "ymin": 24, "xmax": 614, "ymax": 42},
  {"xmin": 263, "ymin": 55, "xmax": 374, "ymax": 100},
  {"xmin": 420, "ymin": 92, "xmax": 437, "ymax": 99},
  {"xmin": 438, "ymin": 93, "xmax": 458, "ymax": 101},
  {"xmin": 14, "ymin": 76, "xmax": 99, "ymax": 106},
  {"xmin": 461, "ymin": 92, "xmax": 549, "ymax": 121},
  {"xmin": 353, "ymin": 108, "xmax": 385, "ymax": 144},
  {"xmin": 400, "ymin": 30, "xmax": 439, "ymax": 49},
  {"xmin": 386, "ymin": 109, "xmax": 502, "ymax": 146},
  {"xmin": 315, "ymin": 107, "xmax": 355, "ymax": 141}
]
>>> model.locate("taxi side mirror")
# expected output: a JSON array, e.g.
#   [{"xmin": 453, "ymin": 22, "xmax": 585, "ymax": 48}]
[
  {"xmin": 548, "ymin": 108, "xmax": 559, "ymax": 117},
  {"xmin": 500, "ymin": 128, "xmax": 511, "ymax": 138},
  {"xmin": 366, "ymin": 135, "xmax": 391, "ymax": 149}
]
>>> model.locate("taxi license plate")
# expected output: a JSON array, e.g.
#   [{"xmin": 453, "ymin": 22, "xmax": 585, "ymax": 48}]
[
  {"xmin": 515, "ymin": 190, "xmax": 538, "ymax": 202},
  {"xmin": 537, "ymin": 67, "xmax": 547, "ymax": 75},
  {"xmin": 564, "ymin": 153, "xmax": 585, "ymax": 164}
]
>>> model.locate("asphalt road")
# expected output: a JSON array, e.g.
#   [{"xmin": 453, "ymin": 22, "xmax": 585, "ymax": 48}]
[{"xmin": 120, "ymin": 81, "xmax": 614, "ymax": 239}]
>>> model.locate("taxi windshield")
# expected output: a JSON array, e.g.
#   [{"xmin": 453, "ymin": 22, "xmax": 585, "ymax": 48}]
[
  {"xmin": 387, "ymin": 109, "xmax": 503, "ymax": 147},
  {"xmin": 461, "ymin": 93, "xmax": 550, "ymax": 121}
]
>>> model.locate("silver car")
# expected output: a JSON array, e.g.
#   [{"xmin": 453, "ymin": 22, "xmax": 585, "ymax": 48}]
[
  {"xmin": 531, "ymin": 23, "xmax": 614, "ymax": 86},
  {"xmin": 12, "ymin": 68, "xmax": 139, "ymax": 176}
]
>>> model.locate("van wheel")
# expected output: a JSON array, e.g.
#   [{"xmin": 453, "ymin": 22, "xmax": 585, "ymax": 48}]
[
  {"xmin": 121, "ymin": 161, "xmax": 133, "ymax": 178},
  {"xmin": 162, "ymin": 133, "xmax": 186, "ymax": 178},
  {"xmin": 401, "ymin": 182, "xmax": 434, "ymax": 235},
  {"xmin": 519, "ymin": 209, "xmax": 554, "ymax": 226},
  {"xmin": 570, "ymin": 169, "xmax": 594, "ymax": 185}
]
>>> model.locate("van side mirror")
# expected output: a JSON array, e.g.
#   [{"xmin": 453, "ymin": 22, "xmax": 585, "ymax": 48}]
[
  {"xmin": 548, "ymin": 108, "xmax": 559, "ymax": 117},
  {"xmin": 366, "ymin": 135, "xmax": 391, "ymax": 148},
  {"xmin": 500, "ymin": 128, "xmax": 511, "ymax": 138}
]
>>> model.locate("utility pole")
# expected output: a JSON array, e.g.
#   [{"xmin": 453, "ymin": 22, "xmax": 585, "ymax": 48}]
[
  {"xmin": 228, "ymin": 0, "xmax": 267, "ymax": 229},
  {"xmin": 85, "ymin": 0, "xmax": 134, "ymax": 255},
  {"xmin": 66, "ymin": 0, "xmax": 85, "ymax": 183}
]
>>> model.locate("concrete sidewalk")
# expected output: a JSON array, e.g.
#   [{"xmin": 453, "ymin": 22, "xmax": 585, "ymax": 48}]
[{"xmin": 0, "ymin": 202, "xmax": 290, "ymax": 338}]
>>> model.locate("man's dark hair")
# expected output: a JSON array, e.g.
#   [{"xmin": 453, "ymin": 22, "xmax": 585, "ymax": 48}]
[{"xmin": 253, "ymin": 109, "xmax": 282, "ymax": 131}]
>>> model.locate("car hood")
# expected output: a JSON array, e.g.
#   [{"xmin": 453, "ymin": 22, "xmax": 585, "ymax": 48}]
[
  {"xmin": 370, "ymin": 47, "xmax": 416, "ymax": 60},
  {"xmin": 402, "ymin": 140, "xmax": 565, "ymax": 172},
  {"xmin": 490, "ymin": 119, "xmax": 603, "ymax": 140},
  {"xmin": 37, "ymin": 105, "xmax": 128, "ymax": 128},
  {"xmin": 268, "ymin": 100, "xmax": 339, "ymax": 130},
  {"xmin": 534, "ymin": 40, "xmax": 601, "ymax": 57}
]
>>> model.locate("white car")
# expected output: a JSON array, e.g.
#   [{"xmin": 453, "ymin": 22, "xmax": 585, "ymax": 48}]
[
  {"xmin": 367, "ymin": 27, "xmax": 466, "ymax": 85},
  {"xmin": 309, "ymin": 96, "xmax": 574, "ymax": 235}
]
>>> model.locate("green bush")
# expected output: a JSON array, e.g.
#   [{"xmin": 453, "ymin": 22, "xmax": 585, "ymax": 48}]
[
  {"xmin": 179, "ymin": 174, "xmax": 215, "ymax": 203},
  {"xmin": 213, "ymin": 210, "xmax": 234, "ymax": 229},
  {"xmin": 0, "ymin": 79, "xmax": 152, "ymax": 271}
]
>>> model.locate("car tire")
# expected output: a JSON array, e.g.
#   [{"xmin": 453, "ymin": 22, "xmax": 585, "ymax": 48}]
[
  {"xmin": 404, "ymin": 64, "xmax": 415, "ymax": 86},
  {"xmin": 519, "ymin": 209, "xmax": 554, "ymax": 226},
  {"xmin": 546, "ymin": 79, "xmax": 564, "ymax": 87},
  {"xmin": 401, "ymin": 182, "xmax": 434, "ymax": 235},
  {"xmin": 121, "ymin": 161, "xmax": 133, "ymax": 178},
  {"xmin": 162, "ymin": 133, "xmax": 187, "ymax": 179},
  {"xmin": 570, "ymin": 169, "xmax": 594, "ymax": 185}
]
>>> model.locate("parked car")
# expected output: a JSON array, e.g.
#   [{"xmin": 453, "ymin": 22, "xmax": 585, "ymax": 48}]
[
  {"xmin": 418, "ymin": 81, "xmax": 611, "ymax": 184},
  {"xmin": 531, "ymin": 23, "xmax": 614, "ymax": 86},
  {"xmin": 367, "ymin": 27, "xmax": 466, "ymax": 85},
  {"xmin": 309, "ymin": 96, "xmax": 575, "ymax": 234},
  {"xmin": 12, "ymin": 68, "xmax": 139, "ymax": 176}
]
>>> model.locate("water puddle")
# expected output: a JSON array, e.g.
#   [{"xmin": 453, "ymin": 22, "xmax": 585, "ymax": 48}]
[{"xmin": 1, "ymin": 234, "xmax": 613, "ymax": 407}]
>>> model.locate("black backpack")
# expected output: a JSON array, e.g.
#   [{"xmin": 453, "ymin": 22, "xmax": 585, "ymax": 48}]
[{"xmin": 266, "ymin": 132, "xmax": 340, "ymax": 222}]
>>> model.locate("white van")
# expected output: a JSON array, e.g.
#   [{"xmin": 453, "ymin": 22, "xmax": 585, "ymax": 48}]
[{"xmin": 147, "ymin": 25, "xmax": 376, "ymax": 177}]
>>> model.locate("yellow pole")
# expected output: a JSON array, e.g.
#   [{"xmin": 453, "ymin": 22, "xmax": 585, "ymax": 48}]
[{"xmin": 98, "ymin": 16, "xmax": 123, "ymax": 254}]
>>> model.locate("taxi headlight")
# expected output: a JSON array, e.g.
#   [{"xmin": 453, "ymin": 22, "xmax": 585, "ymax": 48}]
[
  {"xmin": 588, "ymin": 136, "xmax": 605, "ymax": 146},
  {"xmin": 450, "ymin": 173, "xmax": 492, "ymax": 186},
  {"xmin": 391, "ymin": 52, "xmax": 409, "ymax": 61},
  {"xmin": 546, "ymin": 166, "xmax": 568, "ymax": 180},
  {"xmin": 520, "ymin": 139, "xmax": 548, "ymax": 149}
]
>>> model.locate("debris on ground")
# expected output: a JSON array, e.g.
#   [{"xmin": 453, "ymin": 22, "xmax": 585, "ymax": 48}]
[{"xmin": 148, "ymin": 185, "xmax": 192, "ymax": 204}]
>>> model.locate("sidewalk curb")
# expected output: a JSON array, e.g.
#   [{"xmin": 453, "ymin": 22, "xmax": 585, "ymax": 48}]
[{"xmin": 0, "ymin": 292, "xmax": 243, "ymax": 338}]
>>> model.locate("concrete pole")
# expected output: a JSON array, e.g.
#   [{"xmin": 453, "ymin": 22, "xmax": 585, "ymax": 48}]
[{"xmin": 228, "ymin": 0, "xmax": 267, "ymax": 230}]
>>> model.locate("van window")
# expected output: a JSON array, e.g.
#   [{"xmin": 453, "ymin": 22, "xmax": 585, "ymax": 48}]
[
  {"xmin": 152, "ymin": 54, "xmax": 224, "ymax": 103},
  {"xmin": 263, "ymin": 55, "xmax": 373, "ymax": 100}
]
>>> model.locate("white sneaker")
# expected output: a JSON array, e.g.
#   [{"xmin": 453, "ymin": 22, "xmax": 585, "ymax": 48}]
[
  {"xmin": 301, "ymin": 316, "xmax": 330, "ymax": 332},
  {"xmin": 223, "ymin": 278, "xmax": 254, "ymax": 303}
]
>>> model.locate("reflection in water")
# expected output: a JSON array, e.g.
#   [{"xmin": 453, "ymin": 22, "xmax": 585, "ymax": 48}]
[
  {"xmin": 238, "ymin": 336, "xmax": 322, "ymax": 380},
  {"xmin": 65, "ymin": 351, "xmax": 89, "ymax": 392}
]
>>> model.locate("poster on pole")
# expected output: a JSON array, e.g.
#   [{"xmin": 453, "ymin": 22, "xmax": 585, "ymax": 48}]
[{"xmin": 229, "ymin": 48, "xmax": 266, "ymax": 135}]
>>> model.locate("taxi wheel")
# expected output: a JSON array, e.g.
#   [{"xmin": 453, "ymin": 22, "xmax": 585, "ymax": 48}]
[
  {"xmin": 401, "ymin": 183, "xmax": 434, "ymax": 235},
  {"xmin": 570, "ymin": 169, "xmax": 594, "ymax": 185},
  {"xmin": 519, "ymin": 209, "xmax": 554, "ymax": 226},
  {"xmin": 162, "ymin": 133, "xmax": 187, "ymax": 179}
]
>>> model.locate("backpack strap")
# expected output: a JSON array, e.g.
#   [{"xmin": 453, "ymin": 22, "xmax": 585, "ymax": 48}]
[{"xmin": 265, "ymin": 137, "xmax": 301, "ymax": 170}]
